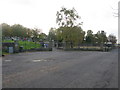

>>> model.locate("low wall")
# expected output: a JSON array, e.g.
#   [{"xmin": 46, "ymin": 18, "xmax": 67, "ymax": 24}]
[
  {"xmin": 63, "ymin": 47, "xmax": 112, "ymax": 52},
  {"xmin": 2, "ymin": 42, "xmax": 19, "ymax": 53},
  {"xmin": 21, "ymin": 48, "xmax": 52, "ymax": 52}
]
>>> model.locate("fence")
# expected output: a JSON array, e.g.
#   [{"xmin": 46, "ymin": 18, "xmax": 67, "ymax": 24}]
[{"xmin": 53, "ymin": 42, "xmax": 112, "ymax": 51}]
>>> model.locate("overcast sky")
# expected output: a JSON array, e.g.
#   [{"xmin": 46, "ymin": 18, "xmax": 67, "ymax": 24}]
[{"xmin": 0, "ymin": 0, "xmax": 119, "ymax": 40}]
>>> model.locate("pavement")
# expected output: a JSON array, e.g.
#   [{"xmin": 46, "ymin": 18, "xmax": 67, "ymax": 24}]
[{"xmin": 2, "ymin": 48, "xmax": 118, "ymax": 88}]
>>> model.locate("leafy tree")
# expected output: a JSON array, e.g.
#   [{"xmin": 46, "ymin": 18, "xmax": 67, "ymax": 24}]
[
  {"xmin": 2, "ymin": 23, "xmax": 12, "ymax": 38},
  {"xmin": 48, "ymin": 28, "xmax": 57, "ymax": 41},
  {"xmin": 85, "ymin": 30, "xmax": 94, "ymax": 44},
  {"xmin": 56, "ymin": 7, "xmax": 84, "ymax": 48},
  {"xmin": 95, "ymin": 30, "xmax": 107, "ymax": 44},
  {"xmin": 26, "ymin": 28, "xmax": 33, "ymax": 38},
  {"xmin": 56, "ymin": 7, "xmax": 82, "ymax": 27},
  {"xmin": 39, "ymin": 33, "xmax": 47, "ymax": 41},
  {"xmin": 31, "ymin": 28, "xmax": 41, "ymax": 42},
  {"xmin": 56, "ymin": 26, "xmax": 85, "ymax": 48},
  {"xmin": 108, "ymin": 34, "xmax": 117, "ymax": 45},
  {"xmin": 11, "ymin": 24, "xmax": 27, "ymax": 38},
  {"xmin": 1, "ymin": 23, "xmax": 47, "ymax": 42}
]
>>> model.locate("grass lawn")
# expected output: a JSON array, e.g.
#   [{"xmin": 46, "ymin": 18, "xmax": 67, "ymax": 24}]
[
  {"xmin": 3, "ymin": 40, "xmax": 41, "ymax": 50},
  {"xmin": 18, "ymin": 41, "xmax": 41, "ymax": 50},
  {"xmin": 2, "ymin": 40, "xmax": 14, "ymax": 43}
]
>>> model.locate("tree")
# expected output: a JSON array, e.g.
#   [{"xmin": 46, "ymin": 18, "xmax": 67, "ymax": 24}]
[
  {"xmin": 2, "ymin": 23, "xmax": 45, "ymax": 42},
  {"xmin": 108, "ymin": 34, "xmax": 117, "ymax": 45},
  {"xmin": 56, "ymin": 7, "xmax": 84, "ymax": 48},
  {"xmin": 56, "ymin": 26, "xmax": 85, "ymax": 48},
  {"xmin": 39, "ymin": 33, "xmax": 47, "ymax": 41},
  {"xmin": 31, "ymin": 28, "xmax": 41, "ymax": 42},
  {"xmin": 56, "ymin": 7, "xmax": 82, "ymax": 27},
  {"xmin": 2, "ymin": 23, "xmax": 12, "ymax": 38},
  {"xmin": 48, "ymin": 28, "xmax": 57, "ymax": 41},
  {"xmin": 11, "ymin": 24, "xmax": 27, "ymax": 38},
  {"xmin": 85, "ymin": 30, "xmax": 94, "ymax": 44},
  {"xmin": 95, "ymin": 30, "xmax": 107, "ymax": 44},
  {"xmin": 26, "ymin": 28, "xmax": 33, "ymax": 38}
]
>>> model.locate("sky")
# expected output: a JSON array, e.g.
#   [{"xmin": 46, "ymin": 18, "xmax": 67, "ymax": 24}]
[{"xmin": 0, "ymin": 0, "xmax": 119, "ymax": 41}]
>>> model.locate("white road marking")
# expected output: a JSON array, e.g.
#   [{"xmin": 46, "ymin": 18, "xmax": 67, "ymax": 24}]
[
  {"xmin": 4, "ymin": 60, "xmax": 12, "ymax": 62},
  {"xmin": 32, "ymin": 59, "xmax": 47, "ymax": 62}
]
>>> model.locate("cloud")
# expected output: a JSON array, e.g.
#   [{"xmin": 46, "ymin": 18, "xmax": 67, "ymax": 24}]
[{"xmin": 0, "ymin": 0, "xmax": 118, "ymax": 37}]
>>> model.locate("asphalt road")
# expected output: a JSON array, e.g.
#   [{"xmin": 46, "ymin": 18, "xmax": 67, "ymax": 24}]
[{"xmin": 2, "ymin": 48, "xmax": 118, "ymax": 88}]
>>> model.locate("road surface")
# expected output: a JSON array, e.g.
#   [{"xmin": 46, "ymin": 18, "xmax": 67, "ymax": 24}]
[{"xmin": 2, "ymin": 48, "xmax": 118, "ymax": 88}]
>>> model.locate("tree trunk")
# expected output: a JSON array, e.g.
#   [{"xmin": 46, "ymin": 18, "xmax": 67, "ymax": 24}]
[{"xmin": 70, "ymin": 41, "xmax": 73, "ymax": 48}]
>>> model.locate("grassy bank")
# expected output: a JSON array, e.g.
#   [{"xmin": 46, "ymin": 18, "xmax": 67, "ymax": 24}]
[{"xmin": 3, "ymin": 40, "xmax": 41, "ymax": 50}]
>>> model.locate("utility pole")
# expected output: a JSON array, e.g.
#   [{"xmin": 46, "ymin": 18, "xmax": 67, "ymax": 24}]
[{"xmin": 118, "ymin": 1, "xmax": 120, "ymax": 44}]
